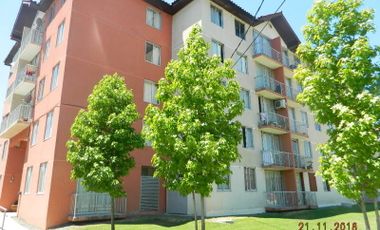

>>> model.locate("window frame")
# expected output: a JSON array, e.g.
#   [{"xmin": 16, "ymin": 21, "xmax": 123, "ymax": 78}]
[
  {"xmin": 235, "ymin": 19, "xmax": 246, "ymax": 39},
  {"xmin": 242, "ymin": 126, "xmax": 254, "ymax": 149},
  {"xmin": 211, "ymin": 39, "xmax": 224, "ymax": 62},
  {"xmin": 44, "ymin": 111, "xmax": 54, "ymax": 140},
  {"xmin": 146, "ymin": 8, "xmax": 161, "ymax": 30},
  {"xmin": 240, "ymin": 88, "xmax": 251, "ymax": 109},
  {"xmin": 1, "ymin": 141, "xmax": 9, "ymax": 160},
  {"xmin": 210, "ymin": 5, "xmax": 223, "ymax": 27},
  {"xmin": 50, "ymin": 62, "xmax": 60, "ymax": 91},
  {"xmin": 31, "ymin": 120, "xmax": 39, "ymax": 146},
  {"xmin": 235, "ymin": 53, "xmax": 248, "ymax": 74},
  {"xmin": 244, "ymin": 167, "xmax": 257, "ymax": 191},
  {"xmin": 143, "ymin": 80, "xmax": 159, "ymax": 105},
  {"xmin": 37, "ymin": 77, "xmax": 46, "ymax": 101},
  {"xmin": 56, "ymin": 20, "xmax": 65, "ymax": 46},
  {"xmin": 43, "ymin": 38, "xmax": 51, "ymax": 61},
  {"xmin": 24, "ymin": 166, "xmax": 33, "ymax": 194},
  {"xmin": 37, "ymin": 162, "xmax": 48, "ymax": 194},
  {"xmin": 217, "ymin": 174, "xmax": 231, "ymax": 192},
  {"xmin": 145, "ymin": 42, "xmax": 162, "ymax": 66}
]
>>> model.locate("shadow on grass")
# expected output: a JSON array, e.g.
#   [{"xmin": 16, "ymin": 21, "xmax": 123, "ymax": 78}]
[{"xmin": 252, "ymin": 204, "xmax": 375, "ymax": 220}]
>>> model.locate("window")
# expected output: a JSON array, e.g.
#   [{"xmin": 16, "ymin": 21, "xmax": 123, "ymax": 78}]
[
  {"xmin": 240, "ymin": 89, "xmax": 251, "ymax": 109},
  {"xmin": 235, "ymin": 20, "xmax": 245, "ymax": 39},
  {"xmin": 144, "ymin": 81, "xmax": 158, "ymax": 104},
  {"xmin": 43, "ymin": 39, "xmax": 51, "ymax": 61},
  {"xmin": 323, "ymin": 180, "xmax": 331, "ymax": 192},
  {"xmin": 37, "ymin": 162, "xmax": 48, "ymax": 193},
  {"xmin": 37, "ymin": 78, "xmax": 45, "ymax": 101},
  {"xmin": 56, "ymin": 20, "xmax": 65, "ymax": 46},
  {"xmin": 47, "ymin": 4, "xmax": 56, "ymax": 24},
  {"xmin": 244, "ymin": 167, "xmax": 256, "ymax": 191},
  {"xmin": 142, "ymin": 122, "xmax": 152, "ymax": 147},
  {"xmin": 242, "ymin": 127, "xmax": 253, "ymax": 148},
  {"xmin": 301, "ymin": 111, "xmax": 309, "ymax": 128},
  {"xmin": 304, "ymin": 141, "xmax": 312, "ymax": 157},
  {"xmin": 315, "ymin": 122, "xmax": 322, "ymax": 131},
  {"xmin": 145, "ymin": 42, "xmax": 161, "ymax": 65},
  {"xmin": 217, "ymin": 174, "xmax": 230, "ymax": 191},
  {"xmin": 24, "ymin": 166, "xmax": 33, "ymax": 194},
  {"xmin": 210, "ymin": 5, "xmax": 223, "ymax": 27},
  {"xmin": 50, "ymin": 63, "xmax": 60, "ymax": 91},
  {"xmin": 44, "ymin": 111, "xmax": 54, "ymax": 140},
  {"xmin": 211, "ymin": 40, "xmax": 224, "ymax": 62},
  {"xmin": 1, "ymin": 141, "xmax": 8, "ymax": 160},
  {"xmin": 31, "ymin": 121, "xmax": 39, "ymax": 146},
  {"xmin": 235, "ymin": 53, "xmax": 247, "ymax": 74},
  {"xmin": 146, "ymin": 8, "xmax": 161, "ymax": 29}
]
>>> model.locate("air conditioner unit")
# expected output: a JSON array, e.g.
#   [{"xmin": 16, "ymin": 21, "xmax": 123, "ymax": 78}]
[{"xmin": 274, "ymin": 99, "xmax": 287, "ymax": 109}]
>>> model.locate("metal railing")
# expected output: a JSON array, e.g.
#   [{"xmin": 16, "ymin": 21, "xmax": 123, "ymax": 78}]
[
  {"xmin": 20, "ymin": 28, "xmax": 43, "ymax": 54},
  {"xmin": 256, "ymin": 75, "xmax": 286, "ymax": 96},
  {"xmin": 5, "ymin": 68, "xmax": 37, "ymax": 98},
  {"xmin": 71, "ymin": 193, "xmax": 127, "ymax": 219},
  {"xmin": 286, "ymin": 86, "xmax": 301, "ymax": 102},
  {"xmin": 0, "ymin": 104, "xmax": 33, "ymax": 134},
  {"xmin": 253, "ymin": 45, "xmax": 282, "ymax": 63},
  {"xmin": 289, "ymin": 119, "xmax": 308, "ymax": 136},
  {"xmin": 295, "ymin": 154, "xmax": 313, "ymax": 169},
  {"xmin": 266, "ymin": 191, "xmax": 317, "ymax": 209},
  {"xmin": 283, "ymin": 54, "xmax": 300, "ymax": 70},
  {"xmin": 0, "ymin": 206, "xmax": 7, "ymax": 230},
  {"xmin": 258, "ymin": 112, "xmax": 289, "ymax": 131},
  {"xmin": 262, "ymin": 150, "xmax": 294, "ymax": 168}
]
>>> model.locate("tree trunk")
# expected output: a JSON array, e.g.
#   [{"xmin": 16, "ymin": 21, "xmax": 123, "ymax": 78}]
[
  {"xmin": 374, "ymin": 197, "xmax": 380, "ymax": 230},
  {"xmin": 200, "ymin": 195, "xmax": 205, "ymax": 230},
  {"xmin": 360, "ymin": 193, "xmax": 371, "ymax": 230},
  {"xmin": 192, "ymin": 192, "xmax": 198, "ymax": 230},
  {"xmin": 111, "ymin": 197, "xmax": 115, "ymax": 230}
]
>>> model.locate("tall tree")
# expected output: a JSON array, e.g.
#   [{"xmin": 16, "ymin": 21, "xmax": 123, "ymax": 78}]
[
  {"xmin": 67, "ymin": 74, "xmax": 144, "ymax": 230},
  {"xmin": 295, "ymin": 0, "xmax": 380, "ymax": 229},
  {"xmin": 144, "ymin": 26, "xmax": 243, "ymax": 230}
]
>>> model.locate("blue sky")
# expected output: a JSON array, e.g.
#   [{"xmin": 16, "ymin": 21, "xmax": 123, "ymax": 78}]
[{"xmin": 0, "ymin": 0, "xmax": 379, "ymax": 116}]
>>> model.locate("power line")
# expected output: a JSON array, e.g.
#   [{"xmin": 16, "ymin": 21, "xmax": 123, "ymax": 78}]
[
  {"xmin": 230, "ymin": 0, "xmax": 265, "ymax": 59},
  {"xmin": 232, "ymin": 0, "xmax": 286, "ymax": 68}
]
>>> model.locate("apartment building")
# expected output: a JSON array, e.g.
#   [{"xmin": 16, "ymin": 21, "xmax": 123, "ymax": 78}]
[{"xmin": 0, "ymin": 0, "xmax": 351, "ymax": 229}]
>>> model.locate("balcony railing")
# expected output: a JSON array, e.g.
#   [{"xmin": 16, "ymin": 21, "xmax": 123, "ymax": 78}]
[
  {"xmin": 286, "ymin": 86, "xmax": 301, "ymax": 102},
  {"xmin": 283, "ymin": 54, "xmax": 300, "ymax": 70},
  {"xmin": 266, "ymin": 191, "xmax": 317, "ymax": 209},
  {"xmin": 258, "ymin": 112, "xmax": 289, "ymax": 131},
  {"xmin": 295, "ymin": 154, "xmax": 313, "ymax": 169},
  {"xmin": 262, "ymin": 150, "xmax": 294, "ymax": 168},
  {"xmin": 20, "ymin": 28, "xmax": 43, "ymax": 53},
  {"xmin": 0, "ymin": 104, "xmax": 33, "ymax": 134},
  {"xmin": 254, "ymin": 45, "xmax": 282, "ymax": 63},
  {"xmin": 289, "ymin": 119, "xmax": 308, "ymax": 136},
  {"xmin": 256, "ymin": 75, "xmax": 286, "ymax": 96},
  {"xmin": 71, "ymin": 193, "xmax": 127, "ymax": 219}
]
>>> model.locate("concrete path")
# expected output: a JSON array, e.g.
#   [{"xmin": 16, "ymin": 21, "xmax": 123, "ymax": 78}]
[{"xmin": 1, "ymin": 212, "xmax": 30, "ymax": 230}]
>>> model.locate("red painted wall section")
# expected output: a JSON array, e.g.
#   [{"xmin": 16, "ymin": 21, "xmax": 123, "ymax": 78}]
[
  {"xmin": 42, "ymin": 0, "xmax": 172, "ymax": 228},
  {"xmin": 0, "ymin": 129, "xmax": 29, "ymax": 209}
]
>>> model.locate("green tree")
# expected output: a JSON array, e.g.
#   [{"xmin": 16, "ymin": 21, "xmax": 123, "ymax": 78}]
[
  {"xmin": 144, "ymin": 26, "xmax": 243, "ymax": 230},
  {"xmin": 294, "ymin": 0, "xmax": 380, "ymax": 229},
  {"xmin": 67, "ymin": 74, "xmax": 144, "ymax": 230}
]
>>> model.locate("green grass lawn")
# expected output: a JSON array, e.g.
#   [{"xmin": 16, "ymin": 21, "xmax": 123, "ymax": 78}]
[{"xmin": 69, "ymin": 204, "xmax": 377, "ymax": 230}]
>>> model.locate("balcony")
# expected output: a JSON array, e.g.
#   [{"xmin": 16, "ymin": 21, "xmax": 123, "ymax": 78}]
[
  {"xmin": 255, "ymin": 75, "xmax": 286, "ymax": 100},
  {"xmin": 258, "ymin": 112, "xmax": 289, "ymax": 134},
  {"xmin": 286, "ymin": 86, "xmax": 302, "ymax": 107},
  {"xmin": 295, "ymin": 154, "xmax": 313, "ymax": 170},
  {"xmin": 289, "ymin": 119, "xmax": 308, "ymax": 138},
  {"xmin": 18, "ymin": 28, "xmax": 43, "ymax": 62},
  {"xmin": 253, "ymin": 45, "xmax": 283, "ymax": 69},
  {"xmin": 0, "ymin": 104, "xmax": 33, "ymax": 139},
  {"xmin": 69, "ymin": 192, "xmax": 127, "ymax": 221},
  {"xmin": 5, "ymin": 65, "xmax": 37, "ymax": 102},
  {"xmin": 262, "ymin": 150, "xmax": 294, "ymax": 169},
  {"xmin": 283, "ymin": 54, "xmax": 300, "ymax": 77},
  {"xmin": 265, "ymin": 191, "xmax": 317, "ymax": 211}
]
